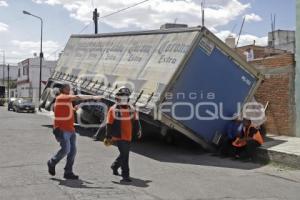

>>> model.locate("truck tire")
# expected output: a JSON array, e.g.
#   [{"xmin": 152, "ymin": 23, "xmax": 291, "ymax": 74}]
[
  {"xmin": 39, "ymin": 88, "xmax": 51, "ymax": 108},
  {"xmin": 76, "ymin": 105, "xmax": 104, "ymax": 127},
  {"xmin": 164, "ymin": 132, "xmax": 175, "ymax": 145}
]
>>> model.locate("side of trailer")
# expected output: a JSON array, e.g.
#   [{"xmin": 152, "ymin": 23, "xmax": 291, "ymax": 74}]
[
  {"xmin": 41, "ymin": 27, "xmax": 263, "ymax": 148},
  {"xmin": 158, "ymin": 28, "xmax": 263, "ymax": 148}
]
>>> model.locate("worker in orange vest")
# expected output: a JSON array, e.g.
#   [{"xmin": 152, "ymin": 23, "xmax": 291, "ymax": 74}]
[
  {"xmin": 105, "ymin": 86, "xmax": 142, "ymax": 182},
  {"xmin": 232, "ymin": 117, "xmax": 264, "ymax": 160},
  {"xmin": 47, "ymin": 83, "xmax": 102, "ymax": 179}
]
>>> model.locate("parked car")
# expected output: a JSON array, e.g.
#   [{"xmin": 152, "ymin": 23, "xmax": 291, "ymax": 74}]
[
  {"xmin": 7, "ymin": 97, "xmax": 17, "ymax": 111},
  {"xmin": 0, "ymin": 86, "xmax": 5, "ymax": 106},
  {"xmin": 13, "ymin": 98, "xmax": 36, "ymax": 113}
]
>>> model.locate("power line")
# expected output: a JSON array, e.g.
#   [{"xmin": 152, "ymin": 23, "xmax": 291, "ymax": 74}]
[
  {"xmin": 79, "ymin": 22, "xmax": 93, "ymax": 34},
  {"xmin": 99, "ymin": 0, "xmax": 150, "ymax": 19},
  {"xmin": 79, "ymin": 0, "xmax": 150, "ymax": 34},
  {"xmin": 90, "ymin": 0, "xmax": 95, "ymax": 9},
  {"xmin": 50, "ymin": 0, "xmax": 152, "ymax": 57}
]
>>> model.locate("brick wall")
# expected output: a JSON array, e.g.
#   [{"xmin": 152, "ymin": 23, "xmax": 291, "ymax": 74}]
[
  {"xmin": 250, "ymin": 53, "xmax": 295, "ymax": 136},
  {"xmin": 237, "ymin": 45, "xmax": 288, "ymax": 60},
  {"xmin": 251, "ymin": 54, "xmax": 294, "ymax": 67}
]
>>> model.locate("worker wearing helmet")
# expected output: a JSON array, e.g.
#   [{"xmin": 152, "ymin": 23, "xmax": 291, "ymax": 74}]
[
  {"xmin": 105, "ymin": 86, "xmax": 142, "ymax": 182},
  {"xmin": 232, "ymin": 117, "xmax": 264, "ymax": 160}
]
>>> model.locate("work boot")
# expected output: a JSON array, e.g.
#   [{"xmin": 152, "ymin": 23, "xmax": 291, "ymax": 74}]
[
  {"xmin": 64, "ymin": 173, "xmax": 79, "ymax": 180},
  {"xmin": 121, "ymin": 177, "xmax": 132, "ymax": 182},
  {"xmin": 47, "ymin": 160, "xmax": 55, "ymax": 176},
  {"xmin": 111, "ymin": 166, "xmax": 120, "ymax": 176}
]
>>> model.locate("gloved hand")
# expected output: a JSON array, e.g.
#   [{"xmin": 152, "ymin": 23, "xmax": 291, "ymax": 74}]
[
  {"xmin": 137, "ymin": 130, "xmax": 142, "ymax": 139},
  {"xmin": 104, "ymin": 137, "xmax": 113, "ymax": 146}
]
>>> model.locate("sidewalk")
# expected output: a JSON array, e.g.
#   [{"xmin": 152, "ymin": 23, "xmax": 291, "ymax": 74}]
[{"xmin": 258, "ymin": 134, "xmax": 300, "ymax": 168}]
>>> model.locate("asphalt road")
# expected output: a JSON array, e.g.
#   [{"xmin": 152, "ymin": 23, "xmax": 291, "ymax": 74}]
[{"xmin": 1, "ymin": 106, "xmax": 300, "ymax": 200}]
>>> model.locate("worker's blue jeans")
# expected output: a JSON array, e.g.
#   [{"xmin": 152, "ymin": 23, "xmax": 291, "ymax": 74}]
[
  {"xmin": 111, "ymin": 140, "xmax": 131, "ymax": 178},
  {"xmin": 49, "ymin": 132, "xmax": 77, "ymax": 174}
]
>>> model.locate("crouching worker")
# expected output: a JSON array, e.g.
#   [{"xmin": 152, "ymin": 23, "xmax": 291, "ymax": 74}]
[
  {"xmin": 232, "ymin": 118, "xmax": 264, "ymax": 161},
  {"xmin": 219, "ymin": 114, "xmax": 242, "ymax": 157},
  {"xmin": 105, "ymin": 87, "xmax": 142, "ymax": 182}
]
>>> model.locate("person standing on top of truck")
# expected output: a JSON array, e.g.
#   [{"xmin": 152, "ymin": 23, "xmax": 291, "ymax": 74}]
[
  {"xmin": 232, "ymin": 117, "xmax": 264, "ymax": 161},
  {"xmin": 105, "ymin": 86, "xmax": 142, "ymax": 182},
  {"xmin": 47, "ymin": 83, "xmax": 102, "ymax": 179}
]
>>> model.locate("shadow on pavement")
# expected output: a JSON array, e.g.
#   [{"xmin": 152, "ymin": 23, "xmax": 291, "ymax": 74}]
[
  {"xmin": 112, "ymin": 177, "xmax": 152, "ymax": 188},
  {"xmin": 50, "ymin": 178, "xmax": 114, "ymax": 189},
  {"xmin": 130, "ymin": 138, "xmax": 266, "ymax": 170},
  {"xmin": 42, "ymin": 124, "xmax": 267, "ymax": 170}
]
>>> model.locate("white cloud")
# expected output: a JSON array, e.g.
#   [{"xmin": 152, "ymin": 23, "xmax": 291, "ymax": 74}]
[
  {"xmin": 216, "ymin": 30, "xmax": 268, "ymax": 47},
  {"xmin": 45, "ymin": 0, "xmax": 61, "ymax": 5},
  {"xmin": 0, "ymin": 0, "xmax": 8, "ymax": 7},
  {"xmin": 0, "ymin": 22, "xmax": 8, "ymax": 32},
  {"xmin": 11, "ymin": 40, "xmax": 61, "ymax": 60},
  {"xmin": 245, "ymin": 13, "xmax": 262, "ymax": 22},
  {"xmin": 32, "ymin": 0, "xmax": 43, "ymax": 4},
  {"xmin": 32, "ymin": 0, "xmax": 250, "ymax": 30}
]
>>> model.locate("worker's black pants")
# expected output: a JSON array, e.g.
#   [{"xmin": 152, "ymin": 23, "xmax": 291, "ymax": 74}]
[
  {"xmin": 235, "ymin": 139, "xmax": 260, "ymax": 159},
  {"xmin": 111, "ymin": 140, "xmax": 131, "ymax": 178},
  {"xmin": 219, "ymin": 137, "xmax": 235, "ymax": 157}
]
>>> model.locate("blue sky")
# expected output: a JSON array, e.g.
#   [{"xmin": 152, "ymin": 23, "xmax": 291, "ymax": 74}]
[{"xmin": 0, "ymin": 0, "xmax": 296, "ymax": 64}]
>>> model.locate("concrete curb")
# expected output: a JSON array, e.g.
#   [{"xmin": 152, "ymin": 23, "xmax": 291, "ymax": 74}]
[{"xmin": 257, "ymin": 135, "xmax": 300, "ymax": 169}]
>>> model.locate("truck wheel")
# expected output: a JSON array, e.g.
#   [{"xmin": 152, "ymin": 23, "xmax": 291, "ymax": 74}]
[
  {"xmin": 164, "ymin": 132, "xmax": 175, "ymax": 145},
  {"xmin": 76, "ymin": 106, "xmax": 102, "ymax": 127},
  {"xmin": 39, "ymin": 88, "xmax": 51, "ymax": 108}
]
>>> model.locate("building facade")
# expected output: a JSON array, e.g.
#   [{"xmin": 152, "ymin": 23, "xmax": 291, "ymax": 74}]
[
  {"xmin": 296, "ymin": 0, "xmax": 300, "ymax": 137},
  {"xmin": 268, "ymin": 30, "xmax": 296, "ymax": 53},
  {"xmin": 237, "ymin": 45, "xmax": 296, "ymax": 136},
  {"xmin": 17, "ymin": 58, "xmax": 56, "ymax": 105}
]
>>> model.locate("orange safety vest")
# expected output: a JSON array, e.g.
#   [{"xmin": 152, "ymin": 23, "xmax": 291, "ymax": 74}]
[{"xmin": 232, "ymin": 125, "xmax": 264, "ymax": 147}]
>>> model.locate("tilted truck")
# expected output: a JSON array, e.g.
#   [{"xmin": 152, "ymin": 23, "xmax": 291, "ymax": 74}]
[{"xmin": 40, "ymin": 26, "xmax": 263, "ymax": 149}]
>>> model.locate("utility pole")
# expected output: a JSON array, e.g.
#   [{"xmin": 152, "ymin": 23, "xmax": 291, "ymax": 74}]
[
  {"xmin": 23, "ymin": 10, "xmax": 43, "ymax": 107},
  {"xmin": 2, "ymin": 50, "xmax": 5, "ymax": 85},
  {"xmin": 7, "ymin": 64, "xmax": 9, "ymax": 99},
  {"xmin": 93, "ymin": 8, "xmax": 99, "ymax": 34}
]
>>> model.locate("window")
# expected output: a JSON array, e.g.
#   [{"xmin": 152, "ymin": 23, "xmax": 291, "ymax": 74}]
[
  {"xmin": 23, "ymin": 66, "xmax": 29, "ymax": 76},
  {"xmin": 268, "ymin": 41, "xmax": 273, "ymax": 47},
  {"xmin": 18, "ymin": 68, "xmax": 21, "ymax": 77}
]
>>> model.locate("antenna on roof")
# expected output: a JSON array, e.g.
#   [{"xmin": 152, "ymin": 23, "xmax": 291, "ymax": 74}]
[
  {"xmin": 201, "ymin": 0, "xmax": 205, "ymax": 27},
  {"xmin": 270, "ymin": 13, "xmax": 276, "ymax": 48},
  {"xmin": 174, "ymin": 18, "xmax": 178, "ymax": 24},
  {"xmin": 235, "ymin": 16, "xmax": 246, "ymax": 48}
]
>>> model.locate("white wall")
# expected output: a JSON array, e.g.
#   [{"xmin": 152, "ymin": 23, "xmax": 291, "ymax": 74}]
[
  {"xmin": 17, "ymin": 57, "xmax": 57, "ymax": 105},
  {"xmin": 268, "ymin": 30, "xmax": 296, "ymax": 53},
  {"xmin": 296, "ymin": 0, "xmax": 300, "ymax": 137}
]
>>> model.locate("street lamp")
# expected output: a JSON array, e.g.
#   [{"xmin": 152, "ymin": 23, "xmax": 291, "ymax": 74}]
[{"xmin": 23, "ymin": 10, "xmax": 43, "ymax": 108}]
